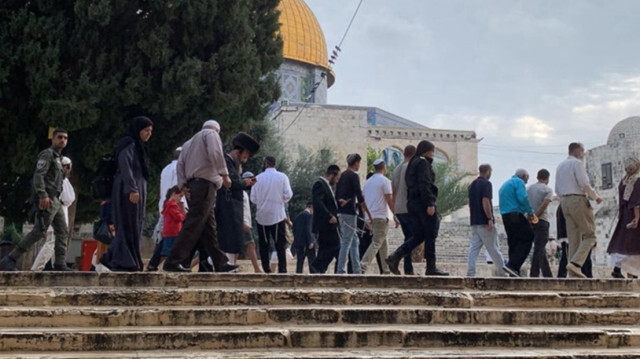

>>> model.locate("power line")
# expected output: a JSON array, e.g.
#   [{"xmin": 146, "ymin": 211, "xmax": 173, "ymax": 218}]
[{"xmin": 339, "ymin": 0, "xmax": 364, "ymax": 48}]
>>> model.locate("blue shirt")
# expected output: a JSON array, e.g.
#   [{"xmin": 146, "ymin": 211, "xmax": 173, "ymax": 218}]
[{"xmin": 499, "ymin": 175, "xmax": 533, "ymax": 215}]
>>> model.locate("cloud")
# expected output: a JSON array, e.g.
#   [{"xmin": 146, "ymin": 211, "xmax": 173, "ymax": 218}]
[{"xmin": 510, "ymin": 116, "xmax": 553, "ymax": 141}]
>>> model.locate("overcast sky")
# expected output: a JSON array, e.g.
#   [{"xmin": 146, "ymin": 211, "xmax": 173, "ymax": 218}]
[{"xmin": 307, "ymin": 0, "xmax": 640, "ymax": 194}]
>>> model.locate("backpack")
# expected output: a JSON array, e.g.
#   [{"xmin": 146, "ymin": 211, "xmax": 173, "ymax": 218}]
[{"xmin": 91, "ymin": 155, "xmax": 117, "ymax": 199}]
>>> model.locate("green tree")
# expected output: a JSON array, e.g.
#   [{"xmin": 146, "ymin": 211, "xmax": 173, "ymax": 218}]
[
  {"xmin": 434, "ymin": 161, "xmax": 471, "ymax": 217},
  {"xmin": 245, "ymin": 119, "xmax": 335, "ymax": 219},
  {"xmin": 366, "ymin": 144, "xmax": 395, "ymax": 180},
  {"xmin": 0, "ymin": 0, "xmax": 283, "ymax": 228}
]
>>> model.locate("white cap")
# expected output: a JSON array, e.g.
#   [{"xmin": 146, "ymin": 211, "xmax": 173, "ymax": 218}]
[
  {"xmin": 61, "ymin": 156, "xmax": 72, "ymax": 166},
  {"xmin": 373, "ymin": 158, "xmax": 384, "ymax": 166},
  {"xmin": 175, "ymin": 146, "xmax": 182, "ymax": 152},
  {"xmin": 202, "ymin": 119, "xmax": 220, "ymax": 133}
]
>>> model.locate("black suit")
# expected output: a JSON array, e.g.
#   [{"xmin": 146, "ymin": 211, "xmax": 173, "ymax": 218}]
[{"xmin": 311, "ymin": 177, "xmax": 340, "ymax": 273}]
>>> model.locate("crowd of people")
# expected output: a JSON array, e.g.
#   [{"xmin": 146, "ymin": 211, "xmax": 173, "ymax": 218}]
[
  {"xmin": 467, "ymin": 142, "xmax": 640, "ymax": 279},
  {"xmin": 1, "ymin": 119, "xmax": 638, "ymax": 279}
]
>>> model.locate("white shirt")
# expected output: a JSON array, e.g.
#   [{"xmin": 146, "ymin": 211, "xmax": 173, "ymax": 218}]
[
  {"xmin": 555, "ymin": 155, "xmax": 598, "ymax": 199},
  {"xmin": 243, "ymin": 191, "xmax": 252, "ymax": 228},
  {"xmin": 159, "ymin": 160, "xmax": 178, "ymax": 213},
  {"xmin": 363, "ymin": 173, "xmax": 393, "ymax": 219},
  {"xmin": 250, "ymin": 168, "xmax": 293, "ymax": 226}
]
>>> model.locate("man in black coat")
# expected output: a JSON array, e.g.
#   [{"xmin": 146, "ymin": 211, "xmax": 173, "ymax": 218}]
[
  {"xmin": 292, "ymin": 202, "xmax": 316, "ymax": 273},
  {"xmin": 310, "ymin": 165, "xmax": 342, "ymax": 274},
  {"xmin": 386, "ymin": 140, "xmax": 449, "ymax": 276}
]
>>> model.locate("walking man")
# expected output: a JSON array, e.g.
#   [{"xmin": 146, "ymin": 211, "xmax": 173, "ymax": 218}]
[
  {"xmin": 499, "ymin": 168, "xmax": 535, "ymax": 277},
  {"xmin": 387, "ymin": 140, "xmax": 449, "ymax": 276},
  {"xmin": 335, "ymin": 153, "xmax": 371, "ymax": 274},
  {"xmin": 527, "ymin": 169, "xmax": 554, "ymax": 278},
  {"xmin": 217, "ymin": 133, "xmax": 260, "ymax": 265},
  {"xmin": 555, "ymin": 142, "xmax": 602, "ymax": 278},
  {"xmin": 311, "ymin": 165, "xmax": 342, "ymax": 273},
  {"xmin": 250, "ymin": 156, "xmax": 293, "ymax": 273},
  {"xmin": 466, "ymin": 164, "xmax": 505, "ymax": 277},
  {"xmin": 31, "ymin": 156, "xmax": 76, "ymax": 271},
  {"xmin": 392, "ymin": 145, "xmax": 416, "ymax": 275},
  {"xmin": 162, "ymin": 120, "xmax": 237, "ymax": 273},
  {"xmin": 361, "ymin": 159, "xmax": 397, "ymax": 274},
  {"xmin": 1, "ymin": 129, "xmax": 72, "ymax": 271},
  {"xmin": 292, "ymin": 203, "xmax": 316, "ymax": 273}
]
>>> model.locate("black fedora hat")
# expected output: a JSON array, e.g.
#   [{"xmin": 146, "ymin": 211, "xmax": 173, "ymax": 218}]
[{"xmin": 232, "ymin": 132, "xmax": 260, "ymax": 155}]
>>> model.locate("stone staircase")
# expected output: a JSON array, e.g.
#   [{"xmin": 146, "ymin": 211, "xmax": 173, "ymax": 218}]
[{"xmin": 0, "ymin": 272, "xmax": 640, "ymax": 358}]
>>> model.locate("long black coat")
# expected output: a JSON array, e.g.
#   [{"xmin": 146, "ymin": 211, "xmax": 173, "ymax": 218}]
[
  {"xmin": 312, "ymin": 178, "xmax": 339, "ymax": 234},
  {"xmin": 217, "ymin": 153, "xmax": 247, "ymax": 254}
]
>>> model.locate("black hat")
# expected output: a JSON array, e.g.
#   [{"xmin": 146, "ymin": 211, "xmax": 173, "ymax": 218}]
[{"xmin": 232, "ymin": 132, "xmax": 260, "ymax": 155}]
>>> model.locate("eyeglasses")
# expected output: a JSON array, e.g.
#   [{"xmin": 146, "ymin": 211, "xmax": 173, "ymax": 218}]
[{"xmin": 62, "ymin": 165, "xmax": 71, "ymax": 169}]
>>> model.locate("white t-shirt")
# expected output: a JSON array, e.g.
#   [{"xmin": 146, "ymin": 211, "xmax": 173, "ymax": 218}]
[{"xmin": 363, "ymin": 173, "xmax": 393, "ymax": 219}]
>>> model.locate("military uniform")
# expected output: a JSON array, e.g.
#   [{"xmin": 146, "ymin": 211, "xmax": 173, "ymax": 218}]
[{"xmin": 14, "ymin": 147, "xmax": 69, "ymax": 265}]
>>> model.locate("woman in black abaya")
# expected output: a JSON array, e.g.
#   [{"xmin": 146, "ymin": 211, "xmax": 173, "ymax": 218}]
[{"xmin": 101, "ymin": 116, "xmax": 153, "ymax": 271}]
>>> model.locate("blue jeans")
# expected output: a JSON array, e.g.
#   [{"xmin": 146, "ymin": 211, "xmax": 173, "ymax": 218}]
[
  {"xmin": 337, "ymin": 213, "xmax": 361, "ymax": 274},
  {"xmin": 395, "ymin": 213, "xmax": 414, "ymax": 274},
  {"xmin": 467, "ymin": 225, "xmax": 505, "ymax": 277}
]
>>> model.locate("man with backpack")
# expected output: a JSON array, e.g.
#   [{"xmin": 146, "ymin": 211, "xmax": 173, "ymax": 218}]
[{"xmin": 1, "ymin": 129, "xmax": 73, "ymax": 271}]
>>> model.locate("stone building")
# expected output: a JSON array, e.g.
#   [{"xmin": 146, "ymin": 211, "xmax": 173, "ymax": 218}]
[
  {"xmin": 585, "ymin": 116, "xmax": 640, "ymax": 265},
  {"xmin": 273, "ymin": 0, "xmax": 479, "ymax": 178}
]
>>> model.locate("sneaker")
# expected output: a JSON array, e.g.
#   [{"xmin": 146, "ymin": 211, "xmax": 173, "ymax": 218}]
[
  {"xmin": 567, "ymin": 263, "xmax": 586, "ymax": 278},
  {"xmin": 95, "ymin": 263, "xmax": 111, "ymax": 273},
  {"xmin": 502, "ymin": 265, "xmax": 520, "ymax": 278},
  {"xmin": 52, "ymin": 264, "xmax": 74, "ymax": 271}
]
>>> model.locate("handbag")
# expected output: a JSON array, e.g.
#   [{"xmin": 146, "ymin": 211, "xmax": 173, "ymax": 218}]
[{"xmin": 93, "ymin": 220, "xmax": 113, "ymax": 245}]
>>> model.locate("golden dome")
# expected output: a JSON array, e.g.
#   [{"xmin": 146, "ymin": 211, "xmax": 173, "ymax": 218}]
[{"xmin": 278, "ymin": 0, "xmax": 335, "ymax": 87}]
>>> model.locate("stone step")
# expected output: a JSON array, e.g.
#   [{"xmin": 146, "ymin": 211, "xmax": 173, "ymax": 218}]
[
  {"xmin": 0, "ymin": 272, "xmax": 637, "ymax": 292},
  {"xmin": 2, "ymin": 348, "xmax": 640, "ymax": 358},
  {"xmin": 1, "ymin": 287, "xmax": 638, "ymax": 309},
  {"xmin": 2, "ymin": 306, "xmax": 640, "ymax": 327},
  {"xmin": 0, "ymin": 325, "xmax": 638, "ymax": 351}
]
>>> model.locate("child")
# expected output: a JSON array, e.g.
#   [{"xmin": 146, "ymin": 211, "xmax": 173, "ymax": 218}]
[{"xmin": 148, "ymin": 186, "xmax": 185, "ymax": 271}]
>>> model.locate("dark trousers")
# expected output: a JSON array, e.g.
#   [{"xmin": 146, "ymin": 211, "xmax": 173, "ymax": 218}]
[
  {"xmin": 295, "ymin": 245, "xmax": 317, "ymax": 273},
  {"xmin": 396, "ymin": 213, "xmax": 414, "ymax": 274},
  {"xmin": 530, "ymin": 220, "xmax": 553, "ymax": 278},
  {"xmin": 147, "ymin": 239, "xmax": 164, "ymax": 269},
  {"xmin": 502, "ymin": 212, "xmax": 534, "ymax": 275},
  {"xmin": 312, "ymin": 229, "xmax": 340, "ymax": 274},
  {"xmin": 558, "ymin": 242, "xmax": 593, "ymax": 278},
  {"xmin": 164, "ymin": 179, "xmax": 227, "ymax": 270},
  {"xmin": 257, "ymin": 220, "xmax": 288, "ymax": 273},
  {"xmin": 399, "ymin": 204, "xmax": 439, "ymax": 270}
]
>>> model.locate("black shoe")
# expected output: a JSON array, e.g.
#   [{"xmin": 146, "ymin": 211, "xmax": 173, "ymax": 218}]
[
  {"xmin": 146, "ymin": 265, "xmax": 158, "ymax": 272},
  {"xmin": 163, "ymin": 264, "xmax": 191, "ymax": 273},
  {"xmin": 198, "ymin": 260, "xmax": 214, "ymax": 272},
  {"xmin": 385, "ymin": 251, "xmax": 403, "ymax": 275},
  {"xmin": 612, "ymin": 271, "xmax": 625, "ymax": 279},
  {"xmin": 486, "ymin": 261, "xmax": 494, "ymax": 265},
  {"xmin": 216, "ymin": 263, "xmax": 239, "ymax": 273},
  {"xmin": 425, "ymin": 268, "xmax": 449, "ymax": 276},
  {"xmin": 0, "ymin": 257, "xmax": 17, "ymax": 271},
  {"xmin": 52, "ymin": 264, "xmax": 73, "ymax": 271}
]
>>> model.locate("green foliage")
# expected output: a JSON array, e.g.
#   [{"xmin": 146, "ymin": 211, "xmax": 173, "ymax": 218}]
[
  {"xmin": 0, "ymin": 0, "xmax": 283, "ymax": 223},
  {"xmin": 287, "ymin": 145, "xmax": 335, "ymax": 217},
  {"xmin": 366, "ymin": 144, "xmax": 395, "ymax": 180},
  {"xmin": 245, "ymin": 120, "xmax": 335, "ymax": 218},
  {"xmin": 434, "ymin": 161, "xmax": 471, "ymax": 217}
]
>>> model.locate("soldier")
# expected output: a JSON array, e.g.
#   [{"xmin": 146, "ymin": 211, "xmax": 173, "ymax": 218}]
[{"xmin": 0, "ymin": 128, "xmax": 73, "ymax": 271}]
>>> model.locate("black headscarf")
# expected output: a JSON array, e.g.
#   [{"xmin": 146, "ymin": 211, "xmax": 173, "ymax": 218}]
[{"xmin": 116, "ymin": 116, "xmax": 153, "ymax": 180}]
